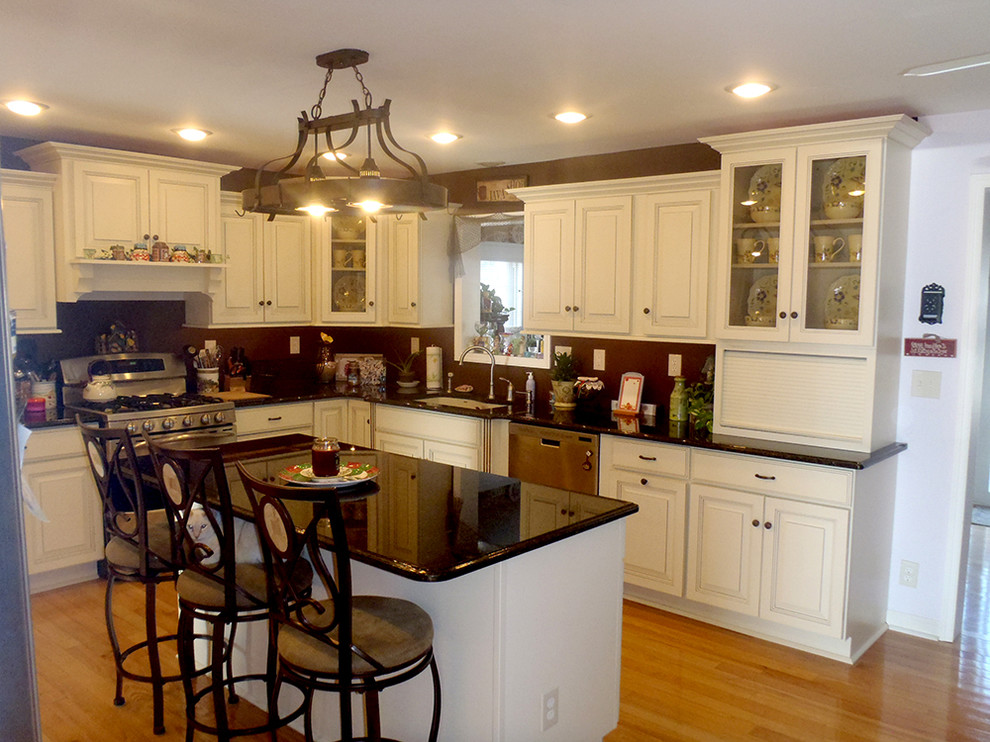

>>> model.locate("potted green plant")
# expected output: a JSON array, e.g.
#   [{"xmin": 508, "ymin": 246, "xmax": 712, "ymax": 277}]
[
  {"xmin": 685, "ymin": 378, "xmax": 714, "ymax": 437},
  {"xmin": 550, "ymin": 351, "xmax": 578, "ymax": 409},
  {"xmin": 387, "ymin": 350, "xmax": 421, "ymax": 388}
]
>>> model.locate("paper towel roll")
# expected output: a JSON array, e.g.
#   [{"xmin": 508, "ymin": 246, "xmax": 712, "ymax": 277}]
[{"xmin": 426, "ymin": 346, "xmax": 442, "ymax": 389}]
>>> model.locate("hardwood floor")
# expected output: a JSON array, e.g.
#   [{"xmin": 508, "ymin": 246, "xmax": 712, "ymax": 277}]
[{"xmin": 32, "ymin": 526, "xmax": 990, "ymax": 741}]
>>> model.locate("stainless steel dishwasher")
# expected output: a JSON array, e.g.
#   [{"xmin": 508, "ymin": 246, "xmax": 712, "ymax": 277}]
[{"xmin": 507, "ymin": 423, "xmax": 599, "ymax": 495}]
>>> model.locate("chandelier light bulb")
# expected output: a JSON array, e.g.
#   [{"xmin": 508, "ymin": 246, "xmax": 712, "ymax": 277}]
[{"xmin": 296, "ymin": 203, "xmax": 337, "ymax": 217}]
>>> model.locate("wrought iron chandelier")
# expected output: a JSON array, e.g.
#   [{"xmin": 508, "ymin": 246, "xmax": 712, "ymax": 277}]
[{"xmin": 241, "ymin": 48, "xmax": 448, "ymax": 219}]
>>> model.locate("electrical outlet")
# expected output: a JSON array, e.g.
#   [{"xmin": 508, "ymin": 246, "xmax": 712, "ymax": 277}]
[
  {"xmin": 289, "ymin": 336, "xmax": 300, "ymax": 355},
  {"xmin": 668, "ymin": 354, "xmax": 682, "ymax": 376},
  {"xmin": 911, "ymin": 369, "xmax": 941, "ymax": 399},
  {"xmin": 411, "ymin": 337, "xmax": 420, "ymax": 353},
  {"xmin": 899, "ymin": 559, "xmax": 919, "ymax": 588},
  {"xmin": 542, "ymin": 687, "xmax": 559, "ymax": 731},
  {"xmin": 593, "ymin": 348, "xmax": 605, "ymax": 371},
  {"xmin": 204, "ymin": 339, "xmax": 217, "ymax": 351},
  {"xmin": 555, "ymin": 345, "xmax": 571, "ymax": 357}
]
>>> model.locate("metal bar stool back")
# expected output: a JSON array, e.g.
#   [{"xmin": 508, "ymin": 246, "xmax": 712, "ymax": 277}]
[
  {"xmin": 77, "ymin": 417, "xmax": 179, "ymax": 735},
  {"xmin": 236, "ymin": 462, "xmax": 441, "ymax": 742},
  {"xmin": 144, "ymin": 439, "xmax": 310, "ymax": 741}
]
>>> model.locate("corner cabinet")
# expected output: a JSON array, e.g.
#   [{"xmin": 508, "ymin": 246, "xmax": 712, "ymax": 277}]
[
  {"xmin": 17, "ymin": 142, "xmax": 230, "ymax": 302},
  {"xmin": 0, "ymin": 170, "xmax": 58, "ymax": 333},
  {"xmin": 379, "ymin": 212, "xmax": 453, "ymax": 327},
  {"xmin": 513, "ymin": 172, "xmax": 718, "ymax": 339},
  {"xmin": 186, "ymin": 193, "xmax": 312, "ymax": 327}
]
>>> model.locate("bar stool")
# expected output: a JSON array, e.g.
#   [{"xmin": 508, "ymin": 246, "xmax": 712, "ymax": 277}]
[
  {"xmin": 145, "ymin": 440, "xmax": 310, "ymax": 741},
  {"xmin": 78, "ymin": 419, "xmax": 181, "ymax": 735},
  {"xmin": 236, "ymin": 462, "xmax": 441, "ymax": 742}
]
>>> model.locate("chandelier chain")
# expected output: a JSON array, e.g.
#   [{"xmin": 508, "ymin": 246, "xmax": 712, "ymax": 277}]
[
  {"xmin": 311, "ymin": 67, "xmax": 334, "ymax": 120},
  {"xmin": 352, "ymin": 65, "xmax": 373, "ymax": 109}
]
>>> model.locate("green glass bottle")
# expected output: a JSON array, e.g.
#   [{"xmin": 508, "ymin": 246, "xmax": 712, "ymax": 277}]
[{"xmin": 669, "ymin": 376, "xmax": 688, "ymax": 422}]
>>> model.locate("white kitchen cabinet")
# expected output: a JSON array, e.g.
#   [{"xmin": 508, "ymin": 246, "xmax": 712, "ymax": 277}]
[
  {"xmin": 347, "ymin": 400, "xmax": 373, "ymax": 448},
  {"xmin": 315, "ymin": 216, "xmax": 379, "ymax": 324},
  {"xmin": 520, "ymin": 483, "xmax": 615, "ymax": 538},
  {"xmin": 186, "ymin": 194, "xmax": 311, "ymax": 326},
  {"xmin": 378, "ymin": 212, "xmax": 453, "ymax": 327},
  {"xmin": 1, "ymin": 170, "xmax": 58, "ymax": 333},
  {"xmin": 313, "ymin": 399, "xmax": 347, "ymax": 440},
  {"xmin": 235, "ymin": 402, "xmax": 314, "ymax": 440},
  {"xmin": 374, "ymin": 405, "xmax": 485, "ymax": 470},
  {"xmin": 632, "ymin": 183, "xmax": 715, "ymax": 338},
  {"xmin": 704, "ymin": 116, "xmax": 928, "ymax": 345},
  {"xmin": 600, "ymin": 435, "xmax": 689, "ymax": 597},
  {"xmin": 520, "ymin": 195, "xmax": 632, "ymax": 334},
  {"xmin": 20, "ymin": 426, "xmax": 103, "ymax": 592}
]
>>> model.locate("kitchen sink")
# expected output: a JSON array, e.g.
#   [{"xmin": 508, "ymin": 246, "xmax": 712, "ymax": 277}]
[{"xmin": 414, "ymin": 396, "xmax": 509, "ymax": 413}]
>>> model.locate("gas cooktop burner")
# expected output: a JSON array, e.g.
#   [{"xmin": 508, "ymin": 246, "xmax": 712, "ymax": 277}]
[{"xmin": 77, "ymin": 393, "xmax": 224, "ymax": 414}]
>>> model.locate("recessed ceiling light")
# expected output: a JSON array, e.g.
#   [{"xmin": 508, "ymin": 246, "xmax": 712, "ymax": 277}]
[
  {"xmin": 322, "ymin": 151, "xmax": 348, "ymax": 161},
  {"xmin": 902, "ymin": 52, "xmax": 990, "ymax": 76},
  {"xmin": 430, "ymin": 132, "xmax": 461, "ymax": 144},
  {"xmin": 554, "ymin": 111, "xmax": 588, "ymax": 124},
  {"xmin": 728, "ymin": 82, "xmax": 776, "ymax": 99},
  {"xmin": 172, "ymin": 127, "xmax": 212, "ymax": 142},
  {"xmin": 4, "ymin": 100, "xmax": 48, "ymax": 116}
]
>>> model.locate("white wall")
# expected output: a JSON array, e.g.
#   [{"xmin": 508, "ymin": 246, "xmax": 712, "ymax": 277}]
[{"xmin": 886, "ymin": 109, "xmax": 990, "ymax": 640}]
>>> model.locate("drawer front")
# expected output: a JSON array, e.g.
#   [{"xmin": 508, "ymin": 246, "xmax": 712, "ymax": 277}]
[
  {"xmin": 603, "ymin": 435, "xmax": 688, "ymax": 478},
  {"xmin": 23, "ymin": 426, "xmax": 86, "ymax": 463},
  {"xmin": 692, "ymin": 450, "xmax": 852, "ymax": 507},
  {"xmin": 376, "ymin": 405, "xmax": 482, "ymax": 447},
  {"xmin": 235, "ymin": 402, "xmax": 314, "ymax": 435}
]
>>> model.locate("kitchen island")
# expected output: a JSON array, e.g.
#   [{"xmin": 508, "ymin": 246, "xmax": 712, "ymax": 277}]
[{"xmin": 212, "ymin": 434, "xmax": 637, "ymax": 742}]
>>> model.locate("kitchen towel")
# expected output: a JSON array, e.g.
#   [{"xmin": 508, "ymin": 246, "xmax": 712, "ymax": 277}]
[{"xmin": 426, "ymin": 346, "xmax": 443, "ymax": 389}]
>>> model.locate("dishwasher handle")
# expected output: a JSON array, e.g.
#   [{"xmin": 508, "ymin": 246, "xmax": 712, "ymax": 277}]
[{"xmin": 540, "ymin": 438, "xmax": 561, "ymax": 448}]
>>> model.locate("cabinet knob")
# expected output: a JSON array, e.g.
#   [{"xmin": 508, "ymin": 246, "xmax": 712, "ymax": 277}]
[
  {"xmin": 790, "ymin": 311, "xmax": 798, "ymax": 319},
  {"xmin": 267, "ymin": 300, "xmax": 272, "ymax": 306},
  {"xmin": 411, "ymin": 301, "xmax": 417, "ymax": 307},
  {"xmin": 368, "ymin": 300, "xmax": 374, "ymax": 307},
  {"xmin": 779, "ymin": 311, "xmax": 786, "ymax": 319},
  {"xmin": 259, "ymin": 301, "xmax": 265, "ymax": 306},
  {"xmin": 640, "ymin": 478, "xmax": 648, "ymax": 486},
  {"xmin": 573, "ymin": 305, "xmax": 579, "ymax": 312},
  {"xmin": 565, "ymin": 306, "xmax": 572, "ymax": 312},
  {"xmin": 764, "ymin": 521, "xmax": 773, "ymax": 530},
  {"xmin": 561, "ymin": 508, "xmax": 568, "ymax": 516},
  {"xmin": 752, "ymin": 519, "xmax": 761, "ymax": 528},
  {"xmin": 643, "ymin": 307, "xmax": 651, "ymax": 315}
]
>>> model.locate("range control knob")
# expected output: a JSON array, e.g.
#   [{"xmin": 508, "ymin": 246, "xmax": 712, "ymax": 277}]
[
  {"xmin": 213, "ymin": 411, "xmax": 225, "ymax": 424},
  {"xmin": 200, "ymin": 413, "xmax": 212, "ymax": 426},
  {"xmin": 182, "ymin": 415, "xmax": 194, "ymax": 427},
  {"xmin": 161, "ymin": 417, "xmax": 175, "ymax": 431},
  {"xmin": 126, "ymin": 422, "xmax": 138, "ymax": 435},
  {"xmin": 142, "ymin": 419, "xmax": 155, "ymax": 433}
]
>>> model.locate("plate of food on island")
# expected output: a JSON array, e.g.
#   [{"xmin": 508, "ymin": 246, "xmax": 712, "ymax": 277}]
[{"xmin": 277, "ymin": 461, "xmax": 379, "ymax": 487}]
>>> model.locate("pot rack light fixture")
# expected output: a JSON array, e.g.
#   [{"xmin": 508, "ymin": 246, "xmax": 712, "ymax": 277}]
[{"xmin": 241, "ymin": 48, "xmax": 448, "ymax": 219}]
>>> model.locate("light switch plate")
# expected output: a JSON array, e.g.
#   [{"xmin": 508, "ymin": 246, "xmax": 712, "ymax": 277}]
[
  {"xmin": 593, "ymin": 349, "xmax": 605, "ymax": 371},
  {"xmin": 668, "ymin": 354, "xmax": 682, "ymax": 376},
  {"xmin": 411, "ymin": 337, "xmax": 420, "ymax": 353},
  {"xmin": 204, "ymin": 339, "xmax": 217, "ymax": 351},
  {"xmin": 911, "ymin": 369, "xmax": 941, "ymax": 398},
  {"xmin": 289, "ymin": 336, "xmax": 300, "ymax": 355},
  {"xmin": 555, "ymin": 345, "xmax": 571, "ymax": 357}
]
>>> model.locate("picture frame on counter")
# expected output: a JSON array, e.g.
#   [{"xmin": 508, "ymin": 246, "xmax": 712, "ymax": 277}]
[{"xmin": 615, "ymin": 372, "xmax": 644, "ymax": 416}]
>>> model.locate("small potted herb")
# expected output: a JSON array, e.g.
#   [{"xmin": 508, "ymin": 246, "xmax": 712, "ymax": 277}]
[
  {"xmin": 550, "ymin": 351, "xmax": 578, "ymax": 409},
  {"xmin": 387, "ymin": 350, "xmax": 421, "ymax": 388}
]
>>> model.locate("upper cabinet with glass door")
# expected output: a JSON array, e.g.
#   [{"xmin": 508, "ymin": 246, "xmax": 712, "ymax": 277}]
[
  {"xmin": 704, "ymin": 116, "xmax": 930, "ymax": 346},
  {"xmin": 315, "ymin": 214, "xmax": 378, "ymax": 324}
]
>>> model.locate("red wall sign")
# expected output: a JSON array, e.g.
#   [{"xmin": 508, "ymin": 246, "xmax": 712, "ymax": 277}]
[{"xmin": 904, "ymin": 337, "xmax": 957, "ymax": 358}]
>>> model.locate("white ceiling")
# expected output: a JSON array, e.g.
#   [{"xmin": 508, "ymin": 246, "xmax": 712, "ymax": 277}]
[{"xmin": 3, "ymin": 0, "xmax": 990, "ymax": 176}]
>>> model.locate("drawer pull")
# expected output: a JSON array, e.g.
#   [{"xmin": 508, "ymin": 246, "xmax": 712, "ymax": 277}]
[
  {"xmin": 754, "ymin": 473, "xmax": 776, "ymax": 481},
  {"xmin": 638, "ymin": 455, "xmax": 657, "ymax": 461},
  {"xmin": 268, "ymin": 416, "xmax": 283, "ymax": 422}
]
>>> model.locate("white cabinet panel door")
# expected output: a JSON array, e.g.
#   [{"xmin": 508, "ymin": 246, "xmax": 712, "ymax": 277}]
[
  {"xmin": 73, "ymin": 159, "xmax": 148, "ymax": 250},
  {"xmin": 263, "ymin": 218, "xmax": 312, "ymax": 324},
  {"xmin": 573, "ymin": 196, "xmax": 631, "ymax": 334},
  {"xmin": 615, "ymin": 474, "xmax": 686, "ymax": 596},
  {"xmin": 1, "ymin": 174, "xmax": 57, "ymax": 332},
  {"xmin": 149, "ymin": 169, "xmax": 217, "ymax": 252},
  {"xmin": 523, "ymin": 201, "xmax": 575, "ymax": 332},
  {"xmin": 686, "ymin": 484, "xmax": 763, "ymax": 615}
]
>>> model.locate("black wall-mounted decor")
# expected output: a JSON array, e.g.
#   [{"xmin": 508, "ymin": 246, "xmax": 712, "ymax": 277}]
[{"xmin": 919, "ymin": 283, "xmax": 945, "ymax": 324}]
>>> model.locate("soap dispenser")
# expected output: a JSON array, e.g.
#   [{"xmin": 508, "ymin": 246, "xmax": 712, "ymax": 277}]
[{"xmin": 525, "ymin": 372, "xmax": 536, "ymax": 413}]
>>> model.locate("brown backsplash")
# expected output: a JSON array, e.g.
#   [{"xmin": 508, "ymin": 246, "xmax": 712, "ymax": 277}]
[{"xmin": 22, "ymin": 301, "xmax": 713, "ymax": 417}]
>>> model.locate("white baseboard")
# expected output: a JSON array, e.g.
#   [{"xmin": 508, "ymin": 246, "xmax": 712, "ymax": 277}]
[
  {"xmin": 885, "ymin": 609, "xmax": 945, "ymax": 641},
  {"xmin": 29, "ymin": 563, "xmax": 98, "ymax": 594}
]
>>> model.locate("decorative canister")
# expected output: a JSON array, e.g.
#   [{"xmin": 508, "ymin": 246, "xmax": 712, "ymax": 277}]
[
  {"xmin": 668, "ymin": 376, "xmax": 688, "ymax": 422},
  {"xmin": 151, "ymin": 236, "xmax": 170, "ymax": 262},
  {"xmin": 131, "ymin": 243, "xmax": 150, "ymax": 261},
  {"xmin": 170, "ymin": 244, "xmax": 192, "ymax": 262}
]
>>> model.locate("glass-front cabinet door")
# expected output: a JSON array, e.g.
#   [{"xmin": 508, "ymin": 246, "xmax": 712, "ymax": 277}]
[
  {"xmin": 715, "ymin": 140, "xmax": 880, "ymax": 346},
  {"xmin": 316, "ymin": 215, "xmax": 378, "ymax": 324}
]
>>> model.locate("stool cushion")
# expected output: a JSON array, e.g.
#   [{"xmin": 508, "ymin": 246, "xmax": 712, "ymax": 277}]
[
  {"xmin": 278, "ymin": 595, "xmax": 434, "ymax": 675},
  {"xmin": 104, "ymin": 509, "xmax": 173, "ymax": 573},
  {"xmin": 177, "ymin": 560, "xmax": 313, "ymax": 611}
]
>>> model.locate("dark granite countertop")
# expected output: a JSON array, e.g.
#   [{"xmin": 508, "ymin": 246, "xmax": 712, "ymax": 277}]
[
  {"xmin": 24, "ymin": 382, "xmax": 906, "ymax": 469},
  {"xmin": 215, "ymin": 433, "xmax": 637, "ymax": 582}
]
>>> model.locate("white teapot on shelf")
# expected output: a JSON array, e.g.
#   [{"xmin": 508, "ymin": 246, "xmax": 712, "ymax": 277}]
[{"xmin": 83, "ymin": 373, "xmax": 117, "ymax": 402}]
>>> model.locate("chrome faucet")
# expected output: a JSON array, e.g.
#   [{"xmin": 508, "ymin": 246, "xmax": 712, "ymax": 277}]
[
  {"xmin": 499, "ymin": 377, "xmax": 513, "ymax": 403},
  {"xmin": 458, "ymin": 345, "xmax": 496, "ymax": 400}
]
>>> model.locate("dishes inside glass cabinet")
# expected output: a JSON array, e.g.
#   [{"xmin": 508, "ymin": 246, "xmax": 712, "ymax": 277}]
[
  {"xmin": 824, "ymin": 274, "xmax": 860, "ymax": 330},
  {"xmin": 745, "ymin": 275, "xmax": 778, "ymax": 326},
  {"xmin": 748, "ymin": 164, "xmax": 783, "ymax": 223},
  {"xmin": 333, "ymin": 274, "xmax": 366, "ymax": 312},
  {"xmin": 822, "ymin": 157, "xmax": 866, "ymax": 219}
]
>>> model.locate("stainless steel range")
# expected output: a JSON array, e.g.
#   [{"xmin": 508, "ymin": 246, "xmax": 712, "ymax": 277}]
[{"xmin": 62, "ymin": 352, "xmax": 236, "ymax": 444}]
